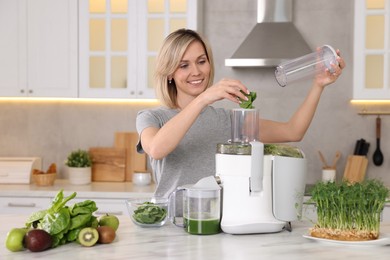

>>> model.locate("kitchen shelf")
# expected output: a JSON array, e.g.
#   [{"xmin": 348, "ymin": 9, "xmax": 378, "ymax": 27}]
[{"xmin": 358, "ymin": 110, "xmax": 390, "ymax": 116}]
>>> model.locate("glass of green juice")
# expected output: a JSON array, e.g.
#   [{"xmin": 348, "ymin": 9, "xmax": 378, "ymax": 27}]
[{"xmin": 168, "ymin": 179, "xmax": 221, "ymax": 235}]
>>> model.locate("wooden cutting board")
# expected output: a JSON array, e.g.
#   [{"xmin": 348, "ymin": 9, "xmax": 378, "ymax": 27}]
[
  {"xmin": 114, "ymin": 132, "xmax": 147, "ymax": 182},
  {"xmin": 343, "ymin": 155, "xmax": 368, "ymax": 183},
  {"xmin": 89, "ymin": 147, "xmax": 126, "ymax": 182}
]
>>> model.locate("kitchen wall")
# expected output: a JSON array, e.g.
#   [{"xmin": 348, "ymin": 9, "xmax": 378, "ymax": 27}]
[{"xmin": 1, "ymin": 0, "xmax": 389, "ymax": 186}]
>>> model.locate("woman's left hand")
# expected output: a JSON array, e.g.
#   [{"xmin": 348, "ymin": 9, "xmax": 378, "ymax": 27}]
[{"xmin": 315, "ymin": 49, "xmax": 346, "ymax": 88}]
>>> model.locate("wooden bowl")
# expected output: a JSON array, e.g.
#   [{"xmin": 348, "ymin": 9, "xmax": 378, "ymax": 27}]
[{"xmin": 33, "ymin": 173, "xmax": 56, "ymax": 186}]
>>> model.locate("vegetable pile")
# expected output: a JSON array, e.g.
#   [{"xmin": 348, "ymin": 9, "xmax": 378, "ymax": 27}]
[
  {"xmin": 309, "ymin": 179, "xmax": 389, "ymax": 241},
  {"xmin": 132, "ymin": 202, "xmax": 167, "ymax": 224},
  {"xmin": 25, "ymin": 189, "xmax": 98, "ymax": 247},
  {"xmin": 6, "ymin": 189, "xmax": 120, "ymax": 253}
]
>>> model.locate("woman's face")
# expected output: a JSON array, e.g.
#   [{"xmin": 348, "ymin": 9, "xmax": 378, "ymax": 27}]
[{"xmin": 172, "ymin": 40, "xmax": 211, "ymax": 100}]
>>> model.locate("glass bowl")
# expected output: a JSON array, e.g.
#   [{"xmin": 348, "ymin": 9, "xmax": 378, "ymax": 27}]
[{"xmin": 126, "ymin": 198, "xmax": 168, "ymax": 227}]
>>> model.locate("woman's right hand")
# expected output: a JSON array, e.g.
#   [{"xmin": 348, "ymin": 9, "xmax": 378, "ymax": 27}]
[{"xmin": 198, "ymin": 78, "xmax": 250, "ymax": 106}]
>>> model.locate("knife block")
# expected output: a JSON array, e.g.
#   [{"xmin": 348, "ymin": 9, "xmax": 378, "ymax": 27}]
[{"xmin": 343, "ymin": 155, "xmax": 368, "ymax": 183}]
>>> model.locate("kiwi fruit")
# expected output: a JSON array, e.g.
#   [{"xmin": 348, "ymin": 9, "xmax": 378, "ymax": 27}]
[
  {"xmin": 97, "ymin": 226, "xmax": 116, "ymax": 244},
  {"xmin": 78, "ymin": 227, "xmax": 99, "ymax": 247}
]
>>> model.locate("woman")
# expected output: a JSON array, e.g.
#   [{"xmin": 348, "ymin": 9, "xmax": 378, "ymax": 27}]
[{"xmin": 136, "ymin": 29, "xmax": 345, "ymax": 198}]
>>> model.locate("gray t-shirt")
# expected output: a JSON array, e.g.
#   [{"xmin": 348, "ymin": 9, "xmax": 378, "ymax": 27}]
[{"xmin": 136, "ymin": 106, "xmax": 231, "ymax": 198}]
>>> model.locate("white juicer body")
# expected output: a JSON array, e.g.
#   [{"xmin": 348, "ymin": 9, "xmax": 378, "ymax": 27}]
[{"xmin": 216, "ymin": 142, "xmax": 306, "ymax": 234}]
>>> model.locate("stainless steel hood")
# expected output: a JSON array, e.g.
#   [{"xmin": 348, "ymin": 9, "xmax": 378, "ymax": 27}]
[{"xmin": 225, "ymin": 0, "xmax": 311, "ymax": 67}]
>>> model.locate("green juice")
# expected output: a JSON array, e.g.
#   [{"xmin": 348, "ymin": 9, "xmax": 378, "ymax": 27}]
[{"xmin": 183, "ymin": 218, "xmax": 221, "ymax": 235}]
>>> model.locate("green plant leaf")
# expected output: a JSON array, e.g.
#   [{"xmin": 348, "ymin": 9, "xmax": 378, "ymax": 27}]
[
  {"xmin": 309, "ymin": 179, "xmax": 389, "ymax": 234},
  {"xmin": 239, "ymin": 91, "xmax": 257, "ymax": 109},
  {"xmin": 65, "ymin": 149, "xmax": 92, "ymax": 167},
  {"xmin": 24, "ymin": 189, "xmax": 98, "ymax": 248},
  {"xmin": 133, "ymin": 202, "xmax": 167, "ymax": 224}
]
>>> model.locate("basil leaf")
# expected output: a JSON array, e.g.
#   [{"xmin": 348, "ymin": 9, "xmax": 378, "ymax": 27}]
[
  {"xmin": 239, "ymin": 91, "xmax": 257, "ymax": 109},
  {"xmin": 133, "ymin": 202, "xmax": 167, "ymax": 224}
]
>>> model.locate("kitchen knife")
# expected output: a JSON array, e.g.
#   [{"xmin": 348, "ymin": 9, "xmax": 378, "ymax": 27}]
[
  {"xmin": 354, "ymin": 139, "xmax": 363, "ymax": 155},
  {"xmin": 361, "ymin": 142, "xmax": 370, "ymax": 156}
]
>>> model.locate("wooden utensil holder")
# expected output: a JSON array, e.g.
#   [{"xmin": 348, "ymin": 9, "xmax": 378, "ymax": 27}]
[{"xmin": 343, "ymin": 155, "xmax": 368, "ymax": 183}]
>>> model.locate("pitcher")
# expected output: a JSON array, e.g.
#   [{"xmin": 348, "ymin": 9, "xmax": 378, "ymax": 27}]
[{"xmin": 168, "ymin": 181, "xmax": 221, "ymax": 235}]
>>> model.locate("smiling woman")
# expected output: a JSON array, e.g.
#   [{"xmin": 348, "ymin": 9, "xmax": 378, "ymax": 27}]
[{"xmin": 135, "ymin": 28, "xmax": 345, "ymax": 199}]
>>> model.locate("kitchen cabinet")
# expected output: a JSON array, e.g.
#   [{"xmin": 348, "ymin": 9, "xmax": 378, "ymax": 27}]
[
  {"xmin": 382, "ymin": 204, "xmax": 390, "ymax": 222},
  {"xmin": 0, "ymin": 197, "xmax": 51, "ymax": 214},
  {"xmin": 0, "ymin": 195, "xmax": 130, "ymax": 216},
  {"xmin": 78, "ymin": 0, "xmax": 201, "ymax": 99},
  {"xmin": 353, "ymin": 1, "xmax": 390, "ymax": 100},
  {"xmin": 302, "ymin": 198, "xmax": 317, "ymax": 223},
  {"xmin": 0, "ymin": 0, "xmax": 26, "ymax": 96},
  {"xmin": 0, "ymin": 0, "xmax": 78, "ymax": 97},
  {"xmin": 1, "ymin": 0, "xmax": 200, "ymax": 99},
  {"xmin": 0, "ymin": 180, "xmax": 155, "ymax": 215}
]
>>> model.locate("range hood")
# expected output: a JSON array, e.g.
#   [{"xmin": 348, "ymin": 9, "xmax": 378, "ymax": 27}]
[{"xmin": 225, "ymin": 0, "xmax": 311, "ymax": 67}]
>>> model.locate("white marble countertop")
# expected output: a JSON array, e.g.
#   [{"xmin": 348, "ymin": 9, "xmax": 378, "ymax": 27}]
[
  {"xmin": 1, "ymin": 214, "xmax": 390, "ymax": 260},
  {"xmin": 0, "ymin": 179, "xmax": 156, "ymax": 199}
]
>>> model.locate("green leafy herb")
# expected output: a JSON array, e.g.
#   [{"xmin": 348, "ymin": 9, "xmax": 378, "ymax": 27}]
[
  {"xmin": 308, "ymin": 179, "xmax": 389, "ymax": 238},
  {"xmin": 65, "ymin": 149, "xmax": 92, "ymax": 167},
  {"xmin": 133, "ymin": 202, "xmax": 167, "ymax": 224},
  {"xmin": 264, "ymin": 144, "xmax": 304, "ymax": 158},
  {"xmin": 239, "ymin": 91, "xmax": 257, "ymax": 109},
  {"xmin": 25, "ymin": 189, "xmax": 98, "ymax": 247}
]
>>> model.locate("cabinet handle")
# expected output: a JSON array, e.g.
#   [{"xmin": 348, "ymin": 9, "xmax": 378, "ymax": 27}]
[
  {"xmin": 20, "ymin": 89, "xmax": 25, "ymax": 93},
  {"xmin": 95, "ymin": 211, "xmax": 123, "ymax": 216},
  {"xmin": 29, "ymin": 89, "xmax": 33, "ymax": 94},
  {"xmin": 138, "ymin": 91, "xmax": 143, "ymax": 95},
  {"xmin": 8, "ymin": 202, "xmax": 36, "ymax": 208}
]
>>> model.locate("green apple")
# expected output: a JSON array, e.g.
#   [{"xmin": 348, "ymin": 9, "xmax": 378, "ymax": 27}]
[
  {"xmin": 5, "ymin": 228, "xmax": 28, "ymax": 252},
  {"xmin": 98, "ymin": 214, "xmax": 119, "ymax": 231}
]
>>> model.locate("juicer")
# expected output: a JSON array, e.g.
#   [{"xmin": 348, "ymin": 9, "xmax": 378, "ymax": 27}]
[{"xmin": 215, "ymin": 109, "xmax": 307, "ymax": 234}]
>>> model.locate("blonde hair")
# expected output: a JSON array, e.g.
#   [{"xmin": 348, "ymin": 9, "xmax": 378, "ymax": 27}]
[{"xmin": 154, "ymin": 29, "xmax": 214, "ymax": 108}]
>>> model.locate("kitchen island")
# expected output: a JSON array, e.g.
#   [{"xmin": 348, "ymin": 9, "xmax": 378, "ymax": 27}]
[{"xmin": 1, "ymin": 214, "xmax": 389, "ymax": 260}]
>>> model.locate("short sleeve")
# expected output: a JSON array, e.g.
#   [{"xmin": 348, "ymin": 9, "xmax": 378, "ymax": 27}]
[{"xmin": 135, "ymin": 110, "xmax": 160, "ymax": 153}]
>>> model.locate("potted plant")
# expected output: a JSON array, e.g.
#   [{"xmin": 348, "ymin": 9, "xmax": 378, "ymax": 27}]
[{"xmin": 65, "ymin": 149, "xmax": 92, "ymax": 185}]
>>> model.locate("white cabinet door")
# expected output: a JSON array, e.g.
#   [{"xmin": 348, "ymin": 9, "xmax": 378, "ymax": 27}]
[
  {"xmin": 0, "ymin": 197, "xmax": 51, "ymax": 214},
  {"xmin": 27, "ymin": 0, "xmax": 78, "ymax": 97},
  {"xmin": 0, "ymin": 0, "xmax": 77, "ymax": 97},
  {"xmin": 0, "ymin": 0, "xmax": 27, "ymax": 96}
]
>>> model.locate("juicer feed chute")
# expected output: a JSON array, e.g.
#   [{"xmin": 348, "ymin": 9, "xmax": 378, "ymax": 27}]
[{"xmin": 230, "ymin": 109, "xmax": 260, "ymax": 144}]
